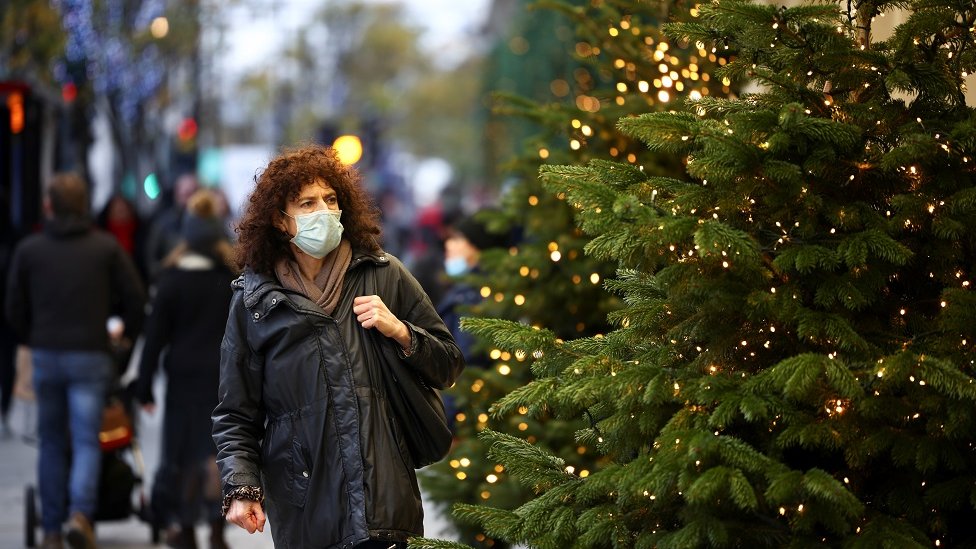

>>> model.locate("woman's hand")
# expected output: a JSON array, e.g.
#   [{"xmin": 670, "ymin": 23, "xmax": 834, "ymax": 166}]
[
  {"xmin": 226, "ymin": 498, "xmax": 266, "ymax": 534},
  {"xmin": 353, "ymin": 295, "xmax": 411, "ymax": 349}
]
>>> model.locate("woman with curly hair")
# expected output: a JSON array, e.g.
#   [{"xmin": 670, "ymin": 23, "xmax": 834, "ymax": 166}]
[{"xmin": 212, "ymin": 144, "xmax": 465, "ymax": 549}]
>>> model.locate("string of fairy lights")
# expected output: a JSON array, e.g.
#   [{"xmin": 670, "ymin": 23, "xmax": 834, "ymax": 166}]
[
  {"xmin": 446, "ymin": 6, "xmax": 724, "ymax": 508},
  {"xmin": 51, "ymin": 0, "xmax": 167, "ymax": 124}
]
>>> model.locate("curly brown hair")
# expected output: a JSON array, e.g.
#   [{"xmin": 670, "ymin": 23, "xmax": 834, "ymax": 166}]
[{"xmin": 234, "ymin": 144, "xmax": 382, "ymax": 274}]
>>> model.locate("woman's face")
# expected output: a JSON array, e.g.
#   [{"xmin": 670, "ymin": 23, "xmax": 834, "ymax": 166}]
[{"xmin": 277, "ymin": 179, "xmax": 340, "ymax": 235}]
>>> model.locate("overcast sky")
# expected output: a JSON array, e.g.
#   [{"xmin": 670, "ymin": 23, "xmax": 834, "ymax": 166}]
[{"xmin": 221, "ymin": 0, "xmax": 492, "ymax": 75}]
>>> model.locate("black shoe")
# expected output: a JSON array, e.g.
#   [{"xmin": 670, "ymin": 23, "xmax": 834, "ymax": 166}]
[
  {"xmin": 165, "ymin": 525, "xmax": 199, "ymax": 549},
  {"xmin": 40, "ymin": 533, "xmax": 64, "ymax": 549},
  {"xmin": 209, "ymin": 519, "xmax": 230, "ymax": 549}
]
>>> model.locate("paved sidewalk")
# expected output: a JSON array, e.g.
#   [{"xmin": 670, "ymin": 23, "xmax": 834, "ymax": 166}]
[
  {"xmin": 0, "ymin": 375, "xmax": 457, "ymax": 549},
  {"xmin": 0, "ymin": 394, "xmax": 279, "ymax": 549}
]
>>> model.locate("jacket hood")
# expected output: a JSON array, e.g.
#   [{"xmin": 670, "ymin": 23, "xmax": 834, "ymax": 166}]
[{"xmin": 181, "ymin": 212, "xmax": 224, "ymax": 254}]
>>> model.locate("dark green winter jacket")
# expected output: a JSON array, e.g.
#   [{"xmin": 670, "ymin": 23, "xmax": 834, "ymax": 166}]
[{"xmin": 212, "ymin": 249, "xmax": 464, "ymax": 549}]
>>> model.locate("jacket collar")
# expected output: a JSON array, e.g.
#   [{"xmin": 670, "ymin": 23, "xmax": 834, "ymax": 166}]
[
  {"xmin": 236, "ymin": 247, "xmax": 391, "ymax": 310},
  {"xmin": 44, "ymin": 217, "xmax": 91, "ymax": 237}
]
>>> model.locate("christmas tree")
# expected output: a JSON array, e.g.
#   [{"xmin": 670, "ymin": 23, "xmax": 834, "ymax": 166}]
[
  {"xmin": 415, "ymin": 0, "xmax": 976, "ymax": 547},
  {"xmin": 419, "ymin": 0, "xmax": 728, "ymax": 547}
]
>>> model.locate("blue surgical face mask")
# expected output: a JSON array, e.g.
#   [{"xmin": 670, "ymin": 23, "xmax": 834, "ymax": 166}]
[
  {"xmin": 444, "ymin": 257, "xmax": 470, "ymax": 278},
  {"xmin": 282, "ymin": 209, "xmax": 343, "ymax": 259}
]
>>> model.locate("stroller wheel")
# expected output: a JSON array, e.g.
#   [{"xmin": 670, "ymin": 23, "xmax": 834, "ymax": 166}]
[{"xmin": 25, "ymin": 484, "xmax": 37, "ymax": 548}]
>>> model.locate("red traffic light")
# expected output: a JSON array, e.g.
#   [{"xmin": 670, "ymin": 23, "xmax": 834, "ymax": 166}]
[
  {"xmin": 62, "ymin": 82, "xmax": 77, "ymax": 103},
  {"xmin": 177, "ymin": 117, "xmax": 198, "ymax": 142}
]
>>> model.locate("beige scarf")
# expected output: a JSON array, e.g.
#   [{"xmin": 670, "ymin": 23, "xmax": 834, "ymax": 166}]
[{"xmin": 274, "ymin": 239, "xmax": 353, "ymax": 316}]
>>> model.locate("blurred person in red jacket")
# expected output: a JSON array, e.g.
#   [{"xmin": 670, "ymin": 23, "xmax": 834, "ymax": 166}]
[{"xmin": 96, "ymin": 193, "xmax": 148, "ymax": 284}]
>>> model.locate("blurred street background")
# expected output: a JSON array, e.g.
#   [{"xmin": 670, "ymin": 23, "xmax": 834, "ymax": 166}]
[
  {"xmin": 2, "ymin": 2, "xmax": 525, "ymax": 546},
  {"xmin": 0, "ymin": 368, "xmax": 280, "ymax": 549},
  {"xmin": 5, "ymin": 0, "xmax": 976, "ymax": 549},
  {"xmin": 1, "ymin": 0, "xmax": 516, "ymax": 250}
]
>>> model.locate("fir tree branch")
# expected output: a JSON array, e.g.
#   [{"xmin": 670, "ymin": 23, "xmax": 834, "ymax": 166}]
[
  {"xmin": 478, "ymin": 429, "xmax": 576, "ymax": 493},
  {"xmin": 406, "ymin": 538, "xmax": 474, "ymax": 549}
]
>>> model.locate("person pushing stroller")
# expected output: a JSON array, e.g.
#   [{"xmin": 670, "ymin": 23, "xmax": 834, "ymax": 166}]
[{"xmin": 5, "ymin": 172, "xmax": 146, "ymax": 549}]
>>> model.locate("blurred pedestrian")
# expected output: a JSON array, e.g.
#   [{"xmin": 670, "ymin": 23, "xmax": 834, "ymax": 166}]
[
  {"xmin": 145, "ymin": 173, "xmax": 199, "ymax": 281},
  {"xmin": 0, "ymin": 193, "xmax": 21, "ymax": 439},
  {"xmin": 437, "ymin": 211, "xmax": 509, "ymax": 368},
  {"xmin": 212, "ymin": 144, "xmax": 465, "ymax": 548},
  {"xmin": 208, "ymin": 186, "xmax": 238, "ymax": 242},
  {"xmin": 96, "ymin": 193, "xmax": 148, "ymax": 284},
  {"xmin": 5, "ymin": 172, "xmax": 146, "ymax": 549},
  {"xmin": 133, "ymin": 189, "xmax": 237, "ymax": 549},
  {"xmin": 402, "ymin": 204, "xmax": 448, "ymax": 306},
  {"xmin": 434, "ymin": 211, "xmax": 507, "ymax": 437},
  {"xmin": 96, "ymin": 193, "xmax": 148, "ymax": 374}
]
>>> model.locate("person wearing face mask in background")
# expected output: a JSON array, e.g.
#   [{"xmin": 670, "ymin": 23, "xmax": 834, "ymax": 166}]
[
  {"xmin": 212, "ymin": 144, "xmax": 465, "ymax": 549},
  {"xmin": 436, "ymin": 211, "xmax": 509, "ymax": 372},
  {"xmin": 435, "ymin": 211, "xmax": 510, "ymax": 439}
]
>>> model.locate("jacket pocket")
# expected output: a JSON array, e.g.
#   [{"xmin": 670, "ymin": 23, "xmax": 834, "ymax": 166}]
[
  {"xmin": 263, "ymin": 419, "xmax": 313, "ymax": 509},
  {"xmin": 286, "ymin": 437, "xmax": 311, "ymax": 507}
]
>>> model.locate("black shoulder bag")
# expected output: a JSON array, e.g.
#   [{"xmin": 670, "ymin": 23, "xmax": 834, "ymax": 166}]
[
  {"xmin": 379, "ymin": 343, "xmax": 453, "ymax": 468},
  {"xmin": 365, "ymin": 266, "xmax": 453, "ymax": 469}
]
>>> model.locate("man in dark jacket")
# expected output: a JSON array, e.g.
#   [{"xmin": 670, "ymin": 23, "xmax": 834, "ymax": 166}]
[{"xmin": 5, "ymin": 172, "xmax": 146, "ymax": 549}]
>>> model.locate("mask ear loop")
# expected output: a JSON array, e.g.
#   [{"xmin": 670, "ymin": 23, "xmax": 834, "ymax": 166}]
[{"xmin": 277, "ymin": 210, "xmax": 296, "ymax": 238}]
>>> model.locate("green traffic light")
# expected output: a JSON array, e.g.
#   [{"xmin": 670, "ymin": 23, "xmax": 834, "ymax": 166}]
[{"xmin": 144, "ymin": 173, "xmax": 160, "ymax": 199}]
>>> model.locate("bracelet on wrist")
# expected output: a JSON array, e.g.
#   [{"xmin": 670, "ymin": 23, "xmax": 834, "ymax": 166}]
[
  {"xmin": 399, "ymin": 327, "xmax": 417, "ymax": 357},
  {"xmin": 221, "ymin": 485, "xmax": 264, "ymax": 516}
]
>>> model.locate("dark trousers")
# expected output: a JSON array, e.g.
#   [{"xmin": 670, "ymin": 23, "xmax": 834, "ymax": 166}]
[{"xmin": 151, "ymin": 391, "xmax": 221, "ymax": 527}]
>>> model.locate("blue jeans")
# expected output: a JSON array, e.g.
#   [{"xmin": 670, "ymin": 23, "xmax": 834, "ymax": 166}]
[{"xmin": 32, "ymin": 349, "xmax": 113, "ymax": 534}]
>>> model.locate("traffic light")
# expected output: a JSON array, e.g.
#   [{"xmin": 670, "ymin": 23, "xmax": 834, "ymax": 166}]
[
  {"xmin": 61, "ymin": 82, "xmax": 77, "ymax": 104},
  {"xmin": 7, "ymin": 92, "xmax": 24, "ymax": 134},
  {"xmin": 177, "ymin": 117, "xmax": 198, "ymax": 144}
]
